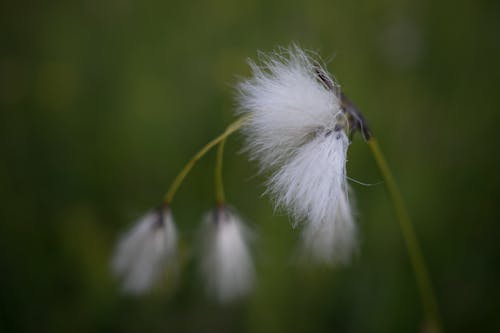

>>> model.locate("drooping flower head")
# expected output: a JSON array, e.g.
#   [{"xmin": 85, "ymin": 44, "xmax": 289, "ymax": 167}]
[
  {"xmin": 199, "ymin": 206, "xmax": 255, "ymax": 302},
  {"xmin": 111, "ymin": 205, "xmax": 177, "ymax": 294},
  {"xmin": 236, "ymin": 45, "xmax": 358, "ymax": 264}
]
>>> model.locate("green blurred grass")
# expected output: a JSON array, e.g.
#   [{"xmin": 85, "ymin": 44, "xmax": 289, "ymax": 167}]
[{"xmin": 1, "ymin": 0, "xmax": 500, "ymax": 332}]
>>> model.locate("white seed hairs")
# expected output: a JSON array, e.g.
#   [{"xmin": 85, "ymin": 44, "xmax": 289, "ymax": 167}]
[
  {"xmin": 237, "ymin": 45, "xmax": 357, "ymax": 264},
  {"xmin": 299, "ymin": 182, "xmax": 356, "ymax": 264},
  {"xmin": 268, "ymin": 129, "xmax": 349, "ymax": 225},
  {"xmin": 199, "ymin": 207, "xmax": 255, "ymax": 303},
  {"xmin": 236, "ymin": 45, "xmax": 345, "ymax": 170},
  {"xmin": 111, "ymin": 205, "xmax": 177, "ymax": 294},
  {"xmin": 269, "ymin": 131, "xmax": 357, "ymax": 264}
]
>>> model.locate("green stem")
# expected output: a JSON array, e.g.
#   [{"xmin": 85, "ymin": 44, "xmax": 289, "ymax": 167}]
[
  {"xmin": 214, "ymin": 138, "xmax": 226, "ymax": 205},
  {"xmin": 368, "ymin": 137, "xmax": 442, "ymax": 333},
  {"xmin": 163, "ymin": 116, "xmax": 247, "ymax": 204}
]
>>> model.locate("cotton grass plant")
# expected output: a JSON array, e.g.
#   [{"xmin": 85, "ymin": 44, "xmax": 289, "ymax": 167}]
[{"xmin": 111, "ymin": 45, "xmax": 442, "ymax": 331}]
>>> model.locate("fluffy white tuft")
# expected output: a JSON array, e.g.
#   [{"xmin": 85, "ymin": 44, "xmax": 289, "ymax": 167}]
[
  {"xmin": 268, "ymin": 132, "xmax": 349, "ymax": 226},
  {"xmin": 237, "ymin": 44, "xmax": 344, "ymax": 169},
  {"xmin": 200, "ymin": 208, "xmax": 255, "ymax": 302},
  {"xmin": 299, "ymin": 183, "xmax": 357, "ymax": 264},
  {"xmin": 236, "ymin": 45, "xmax": 357, "ymax": 264},
  {"xmin": 111, "ymin": 206, "xmax": 177, "ymax": 294},
  {"xmin": 270, "ymin": 131, "xmax": 357, "ymax": 263}
]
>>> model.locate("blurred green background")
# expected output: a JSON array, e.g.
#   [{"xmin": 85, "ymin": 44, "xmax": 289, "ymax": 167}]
[{"xmin": 1, "ymin": 0, "xmax": 499, "ymax": 332}]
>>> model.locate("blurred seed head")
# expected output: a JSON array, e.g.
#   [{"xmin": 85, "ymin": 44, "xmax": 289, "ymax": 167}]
[
  {"xmin": 111, "ymin": 205, "xmax": 177, "ymax": 294},
  {"xmin": 199, "ymin": 206, "xmax": 255, "ymax": 302}
]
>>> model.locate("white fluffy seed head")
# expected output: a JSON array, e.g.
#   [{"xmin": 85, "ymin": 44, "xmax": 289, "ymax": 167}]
[
  {"xmin": 236, "ymin": 45, "xmax": 357, "ymax": 264},
  {"xmin": 111, "ymin": 206, "xmax": 177, "ymax": 294},
  {"xmin": 236, "ymin": 44, "xmax": 344, "ymax": 169},
  {"xmin": 199, "ymin": 207, "xmax": 255, "ymax": 303}
]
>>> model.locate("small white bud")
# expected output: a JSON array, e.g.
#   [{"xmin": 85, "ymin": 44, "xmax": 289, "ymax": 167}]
[
  {"xmin": 111, "ymin": 205, "xmax": 177, "ymax": 294},
  {"xmin": 199, "ymin": 207, "xmax": 255, "ymax": 302}
]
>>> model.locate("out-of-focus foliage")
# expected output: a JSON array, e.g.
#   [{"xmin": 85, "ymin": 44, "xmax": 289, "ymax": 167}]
[{"xmin": 1, "ymin": 0, "xmax": 499, "ymax": 332}]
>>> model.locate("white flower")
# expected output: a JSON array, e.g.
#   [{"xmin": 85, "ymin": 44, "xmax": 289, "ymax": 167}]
[
  {"xmin": 199, "ymin": 207, "xmax": 255, "ymax": 302},
  {"xmin": 111, "ymin": 205, "xmax": 177, "ymax": 294},
  {"xmin": 236, "ymin": 45, "xmax": 357, "ymax": 264}
]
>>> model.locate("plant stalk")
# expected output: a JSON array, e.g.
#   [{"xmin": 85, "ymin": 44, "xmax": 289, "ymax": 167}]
[
  {"xmin": 163, "ymin": 116, "xmax": 247, "ymax": 204},
  {"xmin": 367, "ymin": 137, "xmax": 442, "ymax": 333},
  {"xmin": 214, "ymin": 138, "xmax": 226, "ymax": 205}
]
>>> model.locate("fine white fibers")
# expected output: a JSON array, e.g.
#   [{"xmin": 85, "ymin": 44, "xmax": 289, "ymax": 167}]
[
  {"xmin": 236, "ymin": 45, "xmax": 357, "ymax": 264},
  {"xmin": 111, "ymin": 207, "xmax": 177, "ymax": 294},
  {"xmin": 268, "ymin": 131, "xmax": 350, "ymax": 227},
  {"xmin": 237, "ymin": 45, "xmax": 344, "ymax": 169},
  {"xmin": 200, "ymin": 208, "xmax": 255, "ymax": 302},
  {"xmin": 300, "ymin": 184, "xmax": 357, "ymax": 264},
  {"xmin": 269, "ymin": 131, "xmax": 357, "ymax": 263}
]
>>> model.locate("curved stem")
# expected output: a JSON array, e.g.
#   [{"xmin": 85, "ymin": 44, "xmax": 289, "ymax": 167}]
[
  {"xmin": 367, "ymin": 137, "xmax": 442, "ymax": 333},
  {"xmin": 214, "ymin": 138, "xmax": 226, "ymax": 205},
  {"xmin": 163, "ymin": 116, "xmax": 248, "ymax": 204}
]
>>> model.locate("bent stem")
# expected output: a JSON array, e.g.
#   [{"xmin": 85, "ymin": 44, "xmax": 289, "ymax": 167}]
[
  {"xmin": 214, "ymin": 138, "xmax": 226, "ymax": 205},
  {"xmin": 163, "ymin": 116, "xmax": 248, "ymax": 204},
  {"xmin": 367, "ymin": 137, "xmax": 442, "ymax": 333}
]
